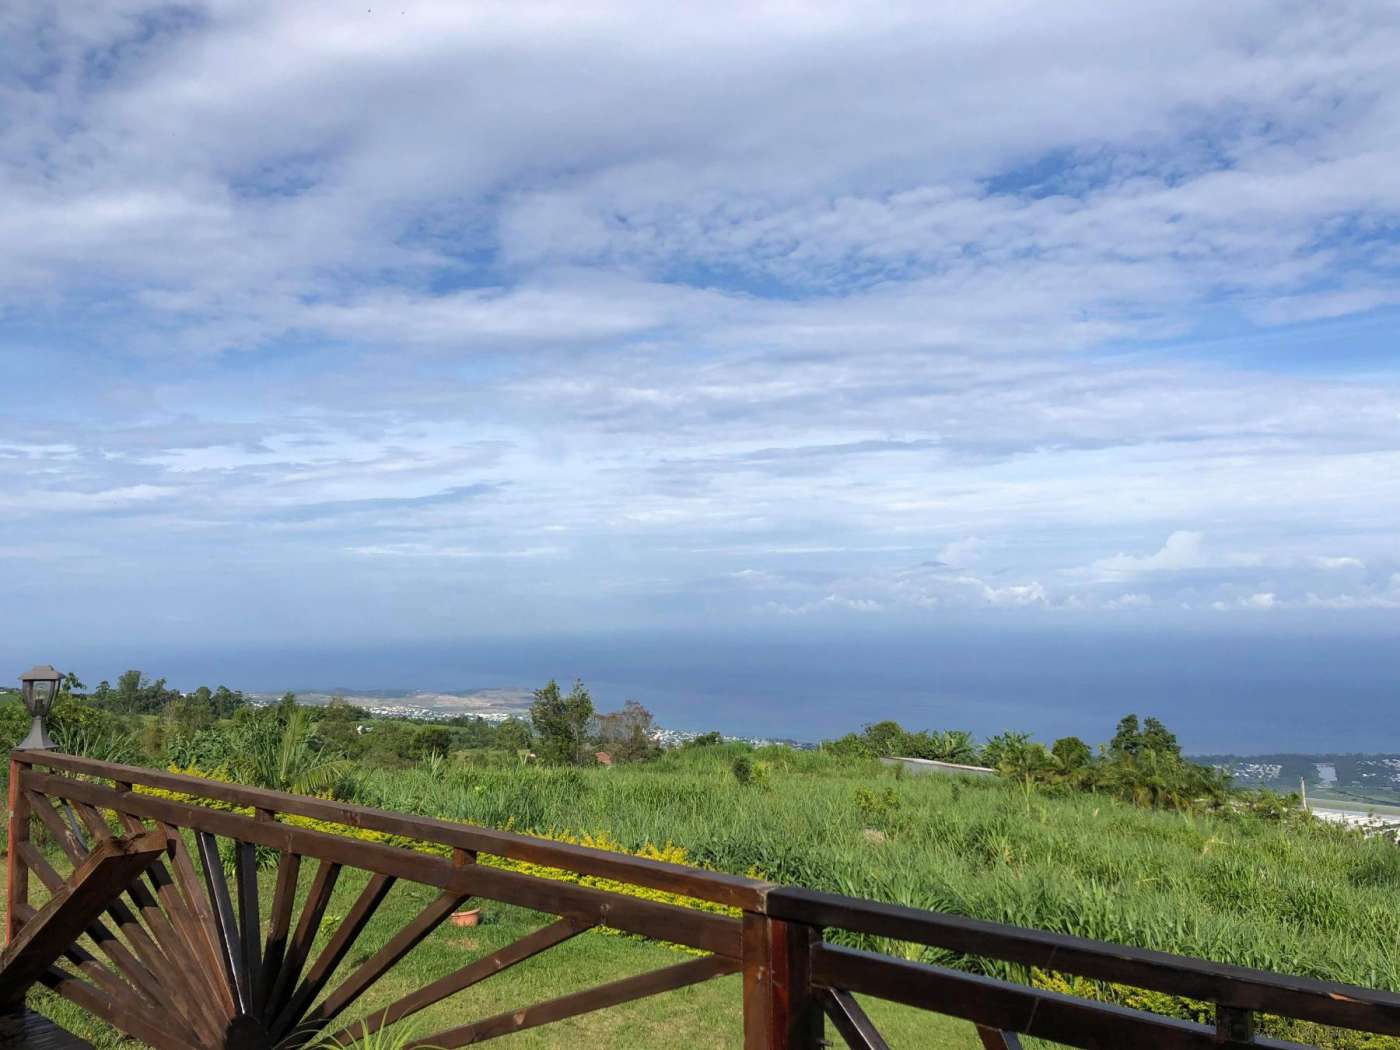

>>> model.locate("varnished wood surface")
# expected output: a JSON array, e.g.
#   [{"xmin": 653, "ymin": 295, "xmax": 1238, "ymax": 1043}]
[
  {"xmin": 769, "ymin": 885, "xmax": 1400, "ymax": 1036},
  {"xmin": 0, "ymin": 1009, "xmax": 93, "ymax": 1050},
  {"xmin": 23, "ymin": 771, "xmax": 743, "ymax": 958},
  {"xmin": 0, "ymin": 831, "xmax": 166, "ymax": 1007},
  {"xmin": 14, "ymin": 751, "xmax": 770, "ymax": 910}
]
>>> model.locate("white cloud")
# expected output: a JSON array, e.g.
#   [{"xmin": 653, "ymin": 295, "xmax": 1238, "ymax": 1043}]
[
  {"xmin": 760, "ymin": 594, "xmax": 884, "ymax": 616},
  {"xmin": 3, "ymin": 3, "xmax": 1400, "ymax": 643},
  {"xmin": 27, "ymin": 485, "xmax": 177, "ymax": 512},
  {"xmin": 1090, "ymin": 531, "xmax": 1210, "ymax": 578},
  {"xmin": 1209, "ymin": 592, "xmax": 1278, "ymax": 611},
  {"xmin": 1308, "ymin": 556, "xmax": 1366, "ymax": 571},
  {"xmin": 4, "ymin": 2, "xmax": 1400, "ymax": 356},
  {"xmin": 1299, "ymin": 592, "xmax": 1399, "ymax": 610},
  {"xmin": 1106, "ymin": 593, "xmax": 1153, "ymax": 609},
  {"xmin": 343, "ymin": 544, "xmax": 559, "ymax": 559},
  {"xmin": 938, "ymin": 536, "xmax": 983, "ymax": 569},
  {"xmin": 981, "ymin": 581, "xmax": 1050, "ymax": 608}
]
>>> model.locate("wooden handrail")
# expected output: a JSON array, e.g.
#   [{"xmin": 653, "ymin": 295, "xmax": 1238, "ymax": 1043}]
[
  {"xmin": 11, "ymin": 750, "xmax": 771, "ymax": 910},
  {"xmin": 766, "ymin": 886, "xmax": 1400, "ymax": 1036},
  {"xmin": 812, "ymin": 945, "xmax": 1312, "ymax": 1050},
  {"xmin": 21, "ymin": 770, "xmax": 742, "ymax": 959}
]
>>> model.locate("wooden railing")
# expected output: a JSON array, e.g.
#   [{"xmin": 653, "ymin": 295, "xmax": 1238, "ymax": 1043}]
[{"xmin": 6, "ymin": 750, "xmax": 1400, "ymax": 1049}]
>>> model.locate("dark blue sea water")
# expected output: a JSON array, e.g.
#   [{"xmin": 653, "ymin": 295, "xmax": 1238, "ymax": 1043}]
[{"xmin": 27, "ymin": 620, "xmax": 1400, "ymax": 754}]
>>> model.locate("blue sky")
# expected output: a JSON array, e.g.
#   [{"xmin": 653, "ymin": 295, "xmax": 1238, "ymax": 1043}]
[{"xmin": 2, "ymin": 2, "xmax": 1399, "ymax": 672}]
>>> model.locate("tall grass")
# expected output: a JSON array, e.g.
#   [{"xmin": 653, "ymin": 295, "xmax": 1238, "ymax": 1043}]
[{"xmin": 341, "ymin": 745, "xmax": 1400, "ymax": 993}]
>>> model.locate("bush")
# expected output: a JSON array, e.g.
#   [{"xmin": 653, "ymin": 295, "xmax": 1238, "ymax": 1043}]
[{"xmin": 731, "ymin": 755, "xmax": 754, "ymax": 786}]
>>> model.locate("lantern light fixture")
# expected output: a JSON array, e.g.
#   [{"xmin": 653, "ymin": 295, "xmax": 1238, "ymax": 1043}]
[{"xmin": 18, "ymin": 664, "xmax": 62, "ymax": 750}]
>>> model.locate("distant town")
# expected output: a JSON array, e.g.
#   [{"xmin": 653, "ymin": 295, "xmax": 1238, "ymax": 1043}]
[
  {"xmin": 244, "ymin": 690, "xmax": 1400, "ymax": 788},
  {"xmin": 246, "ymin": 688, "xmax": 807, "ymax": 750},
  {"xmin": 1198, "ymin": 753, "xmax": 1400, "ymax": 795}
]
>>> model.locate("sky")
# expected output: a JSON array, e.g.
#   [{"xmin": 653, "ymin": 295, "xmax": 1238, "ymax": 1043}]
[{"xmin": 1, "ymin": 3, "xmax": 1398, "ymax": 742}]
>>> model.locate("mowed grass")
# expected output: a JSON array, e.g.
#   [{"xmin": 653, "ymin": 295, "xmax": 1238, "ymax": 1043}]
[{"xmin": 8, "ymin": 858, "xmax": 992, "ymax": 1049}]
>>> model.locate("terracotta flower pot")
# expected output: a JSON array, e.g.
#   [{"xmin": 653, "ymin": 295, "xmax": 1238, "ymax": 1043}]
[{"xmin": 450, "ymin": 908, "xmax": 482, "ymax": 927}]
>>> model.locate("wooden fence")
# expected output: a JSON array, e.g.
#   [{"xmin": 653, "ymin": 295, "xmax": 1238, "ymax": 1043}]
[{"xmin": 6, "ymin": 750, "xmax": 1400, "ymax": 1049}]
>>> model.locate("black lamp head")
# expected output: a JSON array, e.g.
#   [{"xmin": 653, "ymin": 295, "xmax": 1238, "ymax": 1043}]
[{"xmin": 18, "ymin": 664, "xmax": 62, "ymax": 750}]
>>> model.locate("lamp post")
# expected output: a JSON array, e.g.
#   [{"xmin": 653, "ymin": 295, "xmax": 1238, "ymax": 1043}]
[{"xmin": 18, "ymin": 664, "xmax": 62, "ymax": 750}]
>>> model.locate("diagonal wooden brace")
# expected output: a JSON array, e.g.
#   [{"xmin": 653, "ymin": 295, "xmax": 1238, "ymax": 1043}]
[{"xmin": 0, "ymin": 828, "xmax": 167, "ymax": 1008}]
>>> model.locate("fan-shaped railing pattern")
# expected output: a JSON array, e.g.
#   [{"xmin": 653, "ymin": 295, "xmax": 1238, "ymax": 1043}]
[
  {"xmin": 8, "ymin": 751, "xmax": 1400, "ymax": 1050},
  {"xmin": 6, "ymin": 758, "xmax": 741, "ymax": 1050}
]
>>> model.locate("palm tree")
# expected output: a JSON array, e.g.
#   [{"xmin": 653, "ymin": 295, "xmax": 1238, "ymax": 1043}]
[
  {"xmin": 232, "ymin": 707, "xmax": 352, "ymax": 795},
  {"xmin": 995, "ymin": 738, "xmax": 1055, "ymax": 792},
  {"xmin": 931, "ymin": 730, "xmax": 979, "ymax": 764}
]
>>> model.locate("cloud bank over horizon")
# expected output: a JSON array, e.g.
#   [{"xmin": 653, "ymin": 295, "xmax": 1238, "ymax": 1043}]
[{"xmin": 2, "ymin": 1, "xmax": 1399, "ymax": 652}]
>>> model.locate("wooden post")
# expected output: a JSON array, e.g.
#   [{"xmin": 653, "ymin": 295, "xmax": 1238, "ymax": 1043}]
[
  {"xmin": 452, "ymin": 846, "xmax": 477, "ymax": 867},
  {"xmin": 742, "ymin": 911, "xmax": 822, "ymax": 1050},
  {"xmin": 1216, "ymin": 1004, "xmax": 1254, "ymax": 1044},
  {"xmin": 976, "ymin": 1025, "xmax": 1024, "ymax": 1049},
  {"xmin": 7, "ymin": 755, "xmax": 30, "ymax": 943}
]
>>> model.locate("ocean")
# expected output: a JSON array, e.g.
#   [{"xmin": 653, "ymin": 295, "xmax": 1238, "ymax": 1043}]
[{"xmin": 40, "ymin": 621, "xmax": 1400, "ymax": 755}]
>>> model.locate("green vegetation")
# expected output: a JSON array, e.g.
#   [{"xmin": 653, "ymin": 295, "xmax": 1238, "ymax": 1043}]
[
  {"xmin": 337, "ymin": 748, "xmax": 1400, "ymax": 991},
  {"xmin": 3, "ymin": 675, "xmax": 1398, "ymax": 1048},
  {"xmin": 829, "ymin": 713, "xmax": 1234, "ymax": 812}
]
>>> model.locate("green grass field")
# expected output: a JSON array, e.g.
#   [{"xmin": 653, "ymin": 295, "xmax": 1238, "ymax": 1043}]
[{"xmin": 340, "ymin": 746, "xmax": 1400, "ymax": 992}]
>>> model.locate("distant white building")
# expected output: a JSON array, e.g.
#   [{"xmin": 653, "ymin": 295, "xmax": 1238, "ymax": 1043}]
[{"xmin": 881, "ymin": 756, "xmax": 996, "ymax": 777}]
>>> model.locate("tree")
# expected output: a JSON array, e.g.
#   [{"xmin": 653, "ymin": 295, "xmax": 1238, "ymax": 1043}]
[
  {"xmin": 530, "ymin": 679, "xmax": 594, "ymax": 765},
  {"xmin": 231, "ymin": 706, "xmax": 352, "ymax": 794},
  {"xmin": 322, "ymin": 696, "xmax": 363, "ymax": 721},
  {"xmin": 274, "ymin": 692, "xmax": 298, "ymax": 723},
  {"xmin": 822, "ymin": 732, "xmax": 872, "ymax": 758},
  {"xmin": 593, "ymin": 699, "xmax": 660, "ymax": 763},
  {"xmin": 860, "ymin": 720, "xmax": 908, "ymax": 758},
  {"xmin": 114, "ymin": 670, "xmax": 147, "ymax": 714},
  {"xmin": 981, "ymin": 731, "xmax": 1033, "ymax": 771},
  {"xmin": 413, "ymin": 725, "xmax": 454, "ymax": 760},
  {"xmin": 210, "ymin": 686, "xmax": 247, "ymax": 719},
  {"xmin": 993, "ymin": 736, "xmax": 1055, "ymax": 790},
  {"xmin": 1107, "ymin": 714, "xmax": 1181, "ymax": 760},
  {"xmin": 900, "ymin": 730, "xmax": 937, "ymax": 759},
  {"xmin": 914, "ymin": 729, "xmax": 979, "ymax": 764},
  {"xmin": 101, "ymin": 670, "xmax": 179, "ymax": 715},
  {"xmin": 1108, "ymin": 714, "xmax": 1143, "ymax": 759},
  {"xmin": 448, "ymin": 716, "xmax": 495, "ymax": 749},
  {"xmin": 682, "ymin": 731, "xmax": 724, "ymax": 749},
  {"xmin": 1097, "ymin": 715, "xmax": 1224, "ymax": 811},
  {"xmin": 318, "ymin": 697, "xmax": 367, "ymax": 757},
  {"xmin": 361, "ymin": 721, "xmax": 414, "ymax": 766},
  {"xmin": 495, "ymin": 718, "xmax": 533, "ymax": 754},
  {"xmin": 1141, "ymin": 716, "xmax": 1181, "ymax": 757},
  {"xmin": 164, "ymin": 692, "xmax": 215, "ymax": 736},
  {"xmin": 1051, "ymin": 736, "xmax": 1092, "ymax": 771}
]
